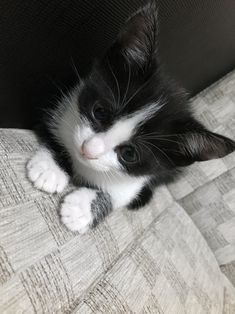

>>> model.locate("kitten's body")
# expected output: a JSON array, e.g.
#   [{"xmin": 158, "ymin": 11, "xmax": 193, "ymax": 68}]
[{"xmin": 27, "ymin": 3, "xmax": 235, "ymax": 233}]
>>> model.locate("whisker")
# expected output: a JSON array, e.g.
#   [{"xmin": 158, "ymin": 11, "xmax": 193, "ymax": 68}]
[
  {"xmin": 70, "ymin": 56, "xmax": 82, "ymax": 82},
  {"xmin": 122, "ymin": 78, "xmax": 150, "ymax": 109},
  {"xmin": 99, "ymin": 75, "xmax": 117, "ymax": 109},
  {"xmin": 121, "ymin": 62, "xmax": 131, "ymax": 108},
  {"xmin": 140, "ymin": 141, "xmax": 160, "ymax": 167},
  {"xmin": 142, "ymin": 136, "xmax": 183, "ymax": 146},
  {"xmin": 141, "ymin": 139, "xmax": 175, "ymax": 166},
  {"xmin": 146, "ymin": 141, "xmax": 175, "ymax": 166},
  {"xmin": 139, "ymin": 131, "xmax": 188, "ymax": 138},
  {"xmin": 45, "ymin": 75, "xmax": 68, "ymax": 97},
  {"xmin": 108, "ymin": 59, "xmax": 121, "ymax": 109}
]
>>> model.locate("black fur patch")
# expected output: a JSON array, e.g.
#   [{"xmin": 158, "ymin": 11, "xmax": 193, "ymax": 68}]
[
  {"xmin": 127, "ymin": 184, "xmax": 153, "ymax": 210},
  {"xmin": 91, "ymin": 191, "xmax": 113, "ymax": 227}
]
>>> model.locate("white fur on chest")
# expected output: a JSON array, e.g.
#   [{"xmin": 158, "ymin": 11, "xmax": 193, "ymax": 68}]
[{"xmin": 73, "ymin": 160, "xmax": 148, "ymax": 208}]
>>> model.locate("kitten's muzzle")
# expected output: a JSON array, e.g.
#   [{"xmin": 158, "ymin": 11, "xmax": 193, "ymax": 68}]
[{"xmin": 81, "ymin": 137, "xmax": 105, "ymax": 160}]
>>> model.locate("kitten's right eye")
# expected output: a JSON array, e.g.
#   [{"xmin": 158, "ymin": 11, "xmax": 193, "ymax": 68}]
[
  {"xmin": 118, "ymin": 145, "xmax": 139, "ymax": 164},
  {"xmin": 92, "ymin": 102, "xmax": 110, "ymax": 123}
]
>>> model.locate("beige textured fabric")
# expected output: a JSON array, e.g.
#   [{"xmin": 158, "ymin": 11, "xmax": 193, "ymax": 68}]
[
  {"xmin": 1, "ymin": 71, "xmax": 235, "ymax": 313},
  {"xmin": 167, "ymin": 71, "xmax": 235, "ymax": 268},
  {"xmin": 222, "ymin": 262, "xmax": 235, "ymax": 288}
]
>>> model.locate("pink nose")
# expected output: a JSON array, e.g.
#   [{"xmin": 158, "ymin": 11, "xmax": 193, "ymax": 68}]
[
  {"xmin": 81, "ymin": 142, "xmax": 97, "ymax": 159},
  {"xmin": 81, "ymin": 137, "xmax": 105, "ymax": 159}
]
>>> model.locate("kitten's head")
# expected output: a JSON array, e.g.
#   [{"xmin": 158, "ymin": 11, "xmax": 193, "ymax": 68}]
[{"xmin": 55, "ymin": 3, "xmax": 235, "ymax": 179}]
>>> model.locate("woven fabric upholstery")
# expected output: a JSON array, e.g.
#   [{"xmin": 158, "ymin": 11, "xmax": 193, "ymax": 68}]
[
  {"xmin": 1, "ymin": 71, "xmax": 235, "ymax": 313},
  {"xmin": 168, "ymin": 71, "xmax": 235, "ymax": 268}
]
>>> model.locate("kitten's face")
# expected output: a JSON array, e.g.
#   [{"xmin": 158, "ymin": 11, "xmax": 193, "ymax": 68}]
[
  {"xmin": 55, "ymin": 3, "xmax": 235, "ymax": 177},
  {"xmin": 74, "ymin": 65, "xmax": 175, "ymax": 176},
  {"xmin": 74, "ymin": 83, "xmax": 165, "ymax": 174}
]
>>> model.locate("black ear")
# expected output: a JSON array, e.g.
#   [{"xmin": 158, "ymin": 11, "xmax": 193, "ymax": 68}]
[
  {"xmin": 176, "ymin": 130, "xmax": 235, "ymax": 166},
  {"xmin": 111, "ymin": 2, "xmax": 158, "ymax": 69}
]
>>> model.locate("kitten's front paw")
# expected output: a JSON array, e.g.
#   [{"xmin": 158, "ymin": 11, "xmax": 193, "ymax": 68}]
[
  {"xmin": 27, "ymin": 149, "xmax": 69, "ymax": 193},
  {"xmin": 60, "ymin": 188, "xmax": 97, "ymax": 233}
]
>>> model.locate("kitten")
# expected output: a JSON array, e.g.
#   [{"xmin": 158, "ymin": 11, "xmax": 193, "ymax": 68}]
[{"xmin": 27, "ymin": 3, "xmax": 235, "ymax": 233}]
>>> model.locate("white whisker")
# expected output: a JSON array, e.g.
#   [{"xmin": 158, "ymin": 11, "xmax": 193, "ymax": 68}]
[
  {"xmin": 144, "ymin": 140, "xmax": 175, "ymax": 166},
  {"xmin": 121, "ymin": 62, "xmax": 131, "ymax": 108},
  {"xmin": 108, "ymin": 59, "xmax": 121, "ymax": 108},
  {"xmin": 122, "ymin": 78, "xmax": 149, "ymax": 109},
  {"xmin": 70, "ymin": 56, "xmax": 82, "ymax": 81}
]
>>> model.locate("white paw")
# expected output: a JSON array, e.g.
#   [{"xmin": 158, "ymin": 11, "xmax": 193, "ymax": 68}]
[
  {"xmin": 27, "ymin": 148, "xmax": 69, "ymax": 193},
  {"xmin": 60, "ymin": 188, "xmax": 97, "ymax": 233}
]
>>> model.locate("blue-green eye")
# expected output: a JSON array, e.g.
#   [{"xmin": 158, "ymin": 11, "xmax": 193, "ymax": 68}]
[{"xmin": 119, "ymin": 145, "xmax": 139, "ymax": 163}]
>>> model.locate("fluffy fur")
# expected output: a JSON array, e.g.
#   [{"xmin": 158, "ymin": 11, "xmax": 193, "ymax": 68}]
[{"xmin": 28, "ymin": 3, "xmax": 235, "ymax": 233}]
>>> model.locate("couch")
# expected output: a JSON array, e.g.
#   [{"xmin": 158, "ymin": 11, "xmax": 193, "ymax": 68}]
[
  {"xmin": 1, "ymin": 1, "xmax": 235, "ymax": 313},
  {"xmin": 1, "ymin": 70, "xmax": 235, "ymax": 313}
]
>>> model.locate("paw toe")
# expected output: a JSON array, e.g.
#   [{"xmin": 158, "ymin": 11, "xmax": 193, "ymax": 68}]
[
  {"xmin": 56, "ymin": 175, "xmax": 69, "ymax": 193},
  {"xmin": 60, "ymin": 191, "xmax": 94, "ymax": 234},
  {"xmin": 27, "ymin": 153, "xmax": 69, "ymax": 194}
]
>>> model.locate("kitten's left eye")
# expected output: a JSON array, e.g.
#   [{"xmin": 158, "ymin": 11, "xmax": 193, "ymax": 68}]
[
  {"xmin": 119, "ymin": 145, "xmax": 139, "ymax": 164},
  {"xmin": 92, "ymin": 102, "xmax": 109, "ymax": 122}
]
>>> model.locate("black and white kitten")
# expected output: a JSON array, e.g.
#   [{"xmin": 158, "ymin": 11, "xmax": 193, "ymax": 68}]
[{"xmin": 27, "ymin": 3, "xmax": 235, "ymax": 233}]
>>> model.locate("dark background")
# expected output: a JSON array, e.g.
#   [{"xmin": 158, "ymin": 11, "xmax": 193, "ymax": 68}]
[{"xmin": 0, "ymin": 0, "xmax": 235, "ymax": 128}]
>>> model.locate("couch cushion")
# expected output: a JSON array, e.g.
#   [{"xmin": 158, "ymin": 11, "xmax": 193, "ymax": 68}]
[
  {"xmin": 0, "ymin": 127, "xmax": 234, "ymax": 313},
  {"xmin": 1, "ymin": 70, "xmax": 235, "ymax": 313},
  {"xmin": 167, "ymin": 71, "xmax": 235, "ymax": 274}
]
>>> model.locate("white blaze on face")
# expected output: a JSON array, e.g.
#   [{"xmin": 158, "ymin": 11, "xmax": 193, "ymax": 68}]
[{"xmin": 82, "ymin": 103, "xmax": 163, "ymax": 159}]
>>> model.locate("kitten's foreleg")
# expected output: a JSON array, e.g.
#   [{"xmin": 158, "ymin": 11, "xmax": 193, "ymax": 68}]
[
  {"xmin": 27, "ymin": 147, "xmax": 69, "ymax": 193},
  {"xmin": 127, "ymin": 184, "xmax": 153, "ymax": 210},
  {"xmin": 60, "ymin": 188, "xmax": 113, "ymax": 233},
  {"xmin": 60, "ymin": 183, "xmax": 153, "ymax": 233}
]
